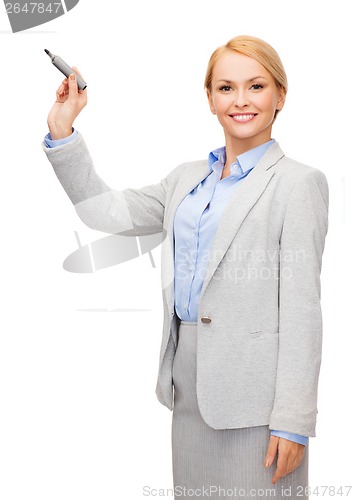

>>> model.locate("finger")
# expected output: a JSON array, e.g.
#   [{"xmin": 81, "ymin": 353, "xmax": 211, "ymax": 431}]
[
  {"xmin": 57, "ymin": 83, "xmax": 67, "ymax": 96},
  {"xmin": 272, "ymin": 449, "xmax": 290, "ymax": 484},
  {"xmin": 264, "ymin": 435, "xmax": 279, "ymax": 467},
  {"xmin": 57, "ymin": 75, "xmax": 70, "ymax": 93},
  {"xmin": 67, "ymin": 73, "xmax": 78, "ymax": 101},
  {"xmin": 55, "ymin": 89, "xmax": 67, "ymax": 102},
  {"xmin": 56, "ymin": 83, "xmax": 67, "ymax": 98},
  {"xmin": 72, "ymin": 66, "xmax": 87, "ymax": 93},
  {"xmin": 272, "ymin": 461, "xmax": 287, "ymax": 484}
]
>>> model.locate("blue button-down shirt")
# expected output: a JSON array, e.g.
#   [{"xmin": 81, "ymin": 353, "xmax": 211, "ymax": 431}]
[
  {"xmin": 43, "ymin": 130, "xmax": 309, "ymax": 446},
  {"xmin": 173, "ymin": 141, "xmax": 271, "ymax": 322}
]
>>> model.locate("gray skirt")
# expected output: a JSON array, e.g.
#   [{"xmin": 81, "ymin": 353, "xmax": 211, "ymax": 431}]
[{"xmin": 171, "ymin": 321, "xmax": 309, "ymax": 500}]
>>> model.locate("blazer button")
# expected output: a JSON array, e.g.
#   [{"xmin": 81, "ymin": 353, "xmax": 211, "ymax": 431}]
[{"xmin": 200, "ymin": 316, "xmax": 212, "ymax": 324}]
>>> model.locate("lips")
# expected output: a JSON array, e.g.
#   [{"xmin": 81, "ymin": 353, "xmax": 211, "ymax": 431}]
[{"xmin": 229, "ymin": 113, "xmax": 258, "ymax": 122}]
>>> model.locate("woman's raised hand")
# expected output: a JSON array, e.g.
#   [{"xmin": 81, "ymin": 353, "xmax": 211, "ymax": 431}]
[{"xmin": 47, "ymin": 66, "xmax": 88, "ymax": 140}]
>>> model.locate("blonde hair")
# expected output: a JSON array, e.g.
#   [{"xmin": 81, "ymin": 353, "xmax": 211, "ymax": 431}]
[{"xmin": 204, "ymin": 35, "xmax": 288, "ymax": 121}]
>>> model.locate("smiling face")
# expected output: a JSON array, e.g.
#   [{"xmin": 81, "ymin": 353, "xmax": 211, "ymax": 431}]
[{"xmin": 207, "ymin": 50, "xmax": 285, "ymax": 152}]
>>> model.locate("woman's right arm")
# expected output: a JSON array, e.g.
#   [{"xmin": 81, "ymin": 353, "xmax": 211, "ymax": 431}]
[{"xmin": 43, "ymin": 68, "xmax": 183, "ymax": 235}]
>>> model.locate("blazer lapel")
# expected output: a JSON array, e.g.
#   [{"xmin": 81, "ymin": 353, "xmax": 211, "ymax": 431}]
[{"xmin": 162, "ymin": 142, "xmax": 285, "ymax": 316}]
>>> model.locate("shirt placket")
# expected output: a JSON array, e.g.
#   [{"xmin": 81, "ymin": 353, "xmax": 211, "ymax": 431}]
[{"xmin": 184, "ymin": 169, "xmax": 220, "ymax": 319}]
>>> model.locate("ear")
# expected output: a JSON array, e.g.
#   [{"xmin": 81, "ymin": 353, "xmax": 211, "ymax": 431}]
[
  {"xmin": 207, "ymin": 89, "xmax": 216, "ymax": 115},
  {"xmin": 276, "ymin": 88, "xmax": 286, "ymax": 111}
]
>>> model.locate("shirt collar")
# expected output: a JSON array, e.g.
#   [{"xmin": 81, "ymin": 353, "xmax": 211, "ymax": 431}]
[{"xmin": 208, "ymin": 139, "xmax": 275, "ymax": 175}]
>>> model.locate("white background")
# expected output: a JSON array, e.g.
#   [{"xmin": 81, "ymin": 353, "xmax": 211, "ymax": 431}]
[{"xmin": 0, "ymin": 0, "xmax": 352, "ymax": 498}]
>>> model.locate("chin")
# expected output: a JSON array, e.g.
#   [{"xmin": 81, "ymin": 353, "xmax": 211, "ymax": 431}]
[
  {"xmin": 225, "ymin": 124, "xmax": 272, "ymax": 142},
  {"xmin": 229, "ymin": 132, "xmax": 264, "ymax": 141}
]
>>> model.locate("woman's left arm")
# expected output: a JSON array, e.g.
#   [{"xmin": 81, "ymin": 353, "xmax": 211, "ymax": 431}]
[{"xmin": 265, "ymin": 169, "xmax": 329, "ymax": 482}]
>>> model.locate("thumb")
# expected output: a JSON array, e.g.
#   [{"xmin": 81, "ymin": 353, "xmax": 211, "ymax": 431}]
[
  {"xmin": 264, "ymin": 435, "xmax": 279, "ymax": 467},
  {"xmin": 67, "ymin": 73, "xmax": 78, "ymax": 101}
]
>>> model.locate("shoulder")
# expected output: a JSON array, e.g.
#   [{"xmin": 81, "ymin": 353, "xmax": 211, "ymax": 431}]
[
  {"xmin": 165, "ymin": 158, "xmax": 208, "ymax": 182},
  {"xmin": 275, "ymin": 155, "xmax": 329, "ymax": 209},
  {"xmin": 276, "ymin": 154, "xmax": 326, "ymax": 180},
  {"xmin": 173, "ymin": 158, "xmax": 209, "ymax": 171}
]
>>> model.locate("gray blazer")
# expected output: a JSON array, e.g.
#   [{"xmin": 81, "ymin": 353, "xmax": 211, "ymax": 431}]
[{"xmin": 42, "ymin": 133, "xmax": 329, "ymax": 437}]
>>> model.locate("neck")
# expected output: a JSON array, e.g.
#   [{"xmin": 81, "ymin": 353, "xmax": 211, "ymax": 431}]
[{"xmin": 223, "ymin": 133, "xmax": 272, "ymax": 169}]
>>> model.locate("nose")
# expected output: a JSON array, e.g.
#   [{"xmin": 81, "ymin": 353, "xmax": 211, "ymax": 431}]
[{"xmin": 233, "ymin": 90, "xmax": 249, "ymax": 108}]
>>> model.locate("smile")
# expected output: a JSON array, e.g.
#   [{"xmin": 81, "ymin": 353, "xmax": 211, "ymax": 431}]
[{"xmin": 230, "ymin": 114, "xmax": 257, "ymax": 122}]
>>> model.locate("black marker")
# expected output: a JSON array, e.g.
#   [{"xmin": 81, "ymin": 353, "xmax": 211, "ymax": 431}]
[{"xmin": 44, "ymin": 49, "xmax": 87, "ymax": 91}]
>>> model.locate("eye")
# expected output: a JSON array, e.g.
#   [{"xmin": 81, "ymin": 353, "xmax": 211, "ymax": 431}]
[
  {"xmin": 219, "ymin": 85, "xmax": 232, "ymax": 92},
  {"xmin": 250, "ymin": 83, "xmax": 263, "ymax": 90}
]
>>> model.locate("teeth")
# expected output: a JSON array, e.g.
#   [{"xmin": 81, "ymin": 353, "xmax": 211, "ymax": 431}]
[{"xmin": 232, "ymin": 114, "xmax": 255, "ymax": 121}]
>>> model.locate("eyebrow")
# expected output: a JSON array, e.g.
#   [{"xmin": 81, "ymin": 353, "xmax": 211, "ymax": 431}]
[{"xmin": 216, "ymin": 76, "xmax": 267, "ymax": 83}]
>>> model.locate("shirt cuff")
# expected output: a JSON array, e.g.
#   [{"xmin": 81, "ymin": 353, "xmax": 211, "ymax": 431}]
[
  {"xmin": 270, "ymin": 430, "xmax": 309, "ymax": 446},
  {"xmin": 44, "ymin": 127, "xmax": 77, "ymax": 148}
]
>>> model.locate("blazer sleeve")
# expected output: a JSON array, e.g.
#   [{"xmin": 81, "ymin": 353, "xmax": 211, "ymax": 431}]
[
  {"xmin": 269, "ymin": 169, "xmax": 329, "ymax": 437},
  {"xmin": 41, "ymin": 131, "xmax": 185, "ymax": 235}
]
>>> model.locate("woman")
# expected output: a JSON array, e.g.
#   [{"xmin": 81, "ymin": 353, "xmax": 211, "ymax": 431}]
[{"xmin": 42, "ymin": 35, "xmax": 329, "ymax": 498}]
